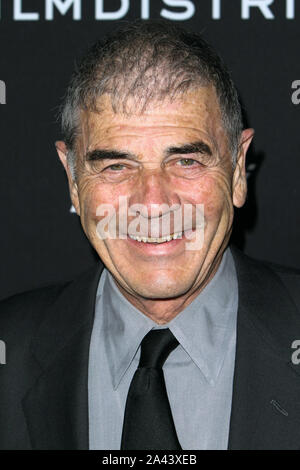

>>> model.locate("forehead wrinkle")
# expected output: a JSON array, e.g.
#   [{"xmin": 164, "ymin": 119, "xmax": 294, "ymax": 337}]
[
  {"xmin": 84, "ymin": 86, "xmax": 221, "ymax": 126},
  {"xmin": 94, "ymin": 124, "xmax": 214, "ymax": 138},
  {"xmin": 82, "ymin": 126, "xmax": 222, "ymax": 163},
  {"xmin": 78, "ymin": 89, "xmax": 228, "ymax": 159}
]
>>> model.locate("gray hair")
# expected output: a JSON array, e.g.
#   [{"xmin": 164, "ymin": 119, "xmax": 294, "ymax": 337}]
[{"xmin": 60, "ymin": 20, "xmax": 243, "ymax": 178}]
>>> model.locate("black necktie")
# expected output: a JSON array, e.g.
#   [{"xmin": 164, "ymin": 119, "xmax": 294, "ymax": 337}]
[{"xmin": 121, "ymin": 328, "xmax": 182, "ymax": 450}]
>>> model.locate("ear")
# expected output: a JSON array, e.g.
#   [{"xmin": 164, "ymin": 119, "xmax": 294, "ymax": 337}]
[
  {"xmin": 55, "ymin": 141, "xmax": 80, "ymax": 216},
  {"xmin": 232, "ymin": 128, "xmax": 254, "ymax": 208}
]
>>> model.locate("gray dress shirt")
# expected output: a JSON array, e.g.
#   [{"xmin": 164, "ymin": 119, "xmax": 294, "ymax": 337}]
[{"xmin": 88, "ymin": 247, "xmax": 238, "ymax": 450}]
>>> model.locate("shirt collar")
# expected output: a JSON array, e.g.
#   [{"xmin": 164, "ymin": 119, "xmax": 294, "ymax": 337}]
[
  {"xmin": 165, "ymin": 248, "xmax": 238, "ymax": 384},
  {"xmin": 97, "ymin": 247, "xmax": 238, "ymax": 389},
  {"xmin": 98, "ymin": 270, "xmax": 156, "ymax": 389}
]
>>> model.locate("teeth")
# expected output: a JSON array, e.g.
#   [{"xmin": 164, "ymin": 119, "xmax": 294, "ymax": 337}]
[{"xmin": 129, "ymin": 232, "xmax": 183, "ymax": 243}]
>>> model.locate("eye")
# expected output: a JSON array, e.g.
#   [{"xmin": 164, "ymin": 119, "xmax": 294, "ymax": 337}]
[
  {"xmin": 105, "ymin": 163, "xmax": 126, "ymax": 171},
  {"xmin": 176, "ymin": 158, "xmax": 199, "ymax": 167}
]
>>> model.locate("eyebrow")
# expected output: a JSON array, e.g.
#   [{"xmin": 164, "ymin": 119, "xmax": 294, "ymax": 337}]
[
  {"xmin": 165, "ymin": 141, "xmax": 212, "ymax": 157},
  {"xmin": 85, "ymin": 149, "xmax": 135, "ymax": 161},
  {"xmin": 84, "ymin": 140, "xmax": 212, "ymax": 162}
]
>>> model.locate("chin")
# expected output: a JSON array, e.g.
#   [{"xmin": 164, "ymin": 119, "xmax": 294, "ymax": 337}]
[{"xmin": 128, "ymin": 275, "xmax": 193, "ymax": 300}]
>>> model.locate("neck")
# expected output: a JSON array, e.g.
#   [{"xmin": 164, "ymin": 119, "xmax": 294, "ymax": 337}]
[{"xmin": 113, "ymin": 250, "xmax": 225, "ymax": 324}]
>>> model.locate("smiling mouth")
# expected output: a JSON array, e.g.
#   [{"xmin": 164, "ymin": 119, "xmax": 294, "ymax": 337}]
[{"xmin": 127, "ymin": 232, "xmax": 184, "ymax": 243}]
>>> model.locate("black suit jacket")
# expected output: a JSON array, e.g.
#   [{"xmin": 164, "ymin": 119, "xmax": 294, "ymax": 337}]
[{"xmin": 1, "ymin": 246, "xmax": 300, "ymax": 450}]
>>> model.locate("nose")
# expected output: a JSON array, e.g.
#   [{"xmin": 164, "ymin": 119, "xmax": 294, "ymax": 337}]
[{"xmin": 129, "ymin": 168, "xmax": 175, "ymax": 218}]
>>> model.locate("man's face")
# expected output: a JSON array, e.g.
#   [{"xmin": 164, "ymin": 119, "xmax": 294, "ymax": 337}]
[{"xmin": 57, "ymin": 87, "xmax": 253, "ymax": 316}]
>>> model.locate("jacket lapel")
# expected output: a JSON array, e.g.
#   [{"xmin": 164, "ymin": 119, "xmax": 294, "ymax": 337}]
[
  {"xmin": 228, "ymin": 248, "xmax": 300, "ymax": 449},
  {"xmin": 22, "ymin": 262, "xmax": 104, "ymax": 450}
]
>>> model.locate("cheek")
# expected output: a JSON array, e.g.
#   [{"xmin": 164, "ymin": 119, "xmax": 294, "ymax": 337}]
[
  {"xmin": 202, "ymin": 186, "xmax": 227, "ymax": 220},
  {"xmin": 79, "ymin": 180, "xmax": 126, "ymax": 232},
  {"xmin": 179, "ymin": 174, "xmax": 232, "ymax": 221},
  {"xmin": 80, "ymin": 189, "xmax": 99, "ymax": 227},
  {"xmin": 78, "ymin": 183, "xmax": 104, "ymax": 230}
]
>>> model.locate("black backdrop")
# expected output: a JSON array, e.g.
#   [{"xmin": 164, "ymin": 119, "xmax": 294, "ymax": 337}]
[{"xmin": 0, "ymin": 0, "xmax": 299, "ymax": 300}]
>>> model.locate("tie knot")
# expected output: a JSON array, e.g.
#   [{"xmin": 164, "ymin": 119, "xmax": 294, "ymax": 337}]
[{"xmin": 138, "ymin": 328, "xmax": 179, "ymax": 369}]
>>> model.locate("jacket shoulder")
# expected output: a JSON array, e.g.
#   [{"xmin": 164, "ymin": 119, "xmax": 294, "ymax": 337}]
[
  {"xmin": 232, "ymin": 246, "xmax": 300, "ymax": 310},
  {"xmin": 264, "ymin": 261, "xmax": 300, "ymax": 310},
  {"xmin": 0, "ymin": 282, "xmax": 70, "ymax": 340},
  {"xmin": 0, "ymin": 261, "xmax": 104, "ymax": 341}
]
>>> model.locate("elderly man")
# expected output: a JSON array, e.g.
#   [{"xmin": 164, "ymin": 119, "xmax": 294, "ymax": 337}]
[{"xmin": 1, "ymin": 20, "xmax": 300, "ymax": 451}]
